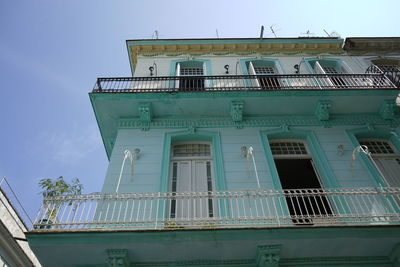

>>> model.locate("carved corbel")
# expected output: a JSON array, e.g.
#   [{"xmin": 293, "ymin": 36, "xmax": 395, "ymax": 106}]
[
  {"xmin": 256, "ymin": 245, "xmax": 282, "ymax": 267},
  {"xmin": 379, "ymin": 99, "xmax": 396, "ymax": 120},
  {"xmin": 315, "ymin": 100, "xmax": 332, "ymax": 121},
  {"xmin": 139, "ymin": 103, "xmax": 153, "ymax": 123},
  {"xmin": 230, "ymin": 101, "xmax": 244, "ymax": 126},
  {"xmin": 106, "ymin": 249, "xmax": 129, "ymax": 267},
  {"xmin": 139, "ymin": 103, "xmax": 153, "ymax": 131}
]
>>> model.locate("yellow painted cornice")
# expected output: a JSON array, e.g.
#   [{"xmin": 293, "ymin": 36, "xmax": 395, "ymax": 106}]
[{"xmin": 128, "ymin": 40, "xmax": 343, "ymax": 68}]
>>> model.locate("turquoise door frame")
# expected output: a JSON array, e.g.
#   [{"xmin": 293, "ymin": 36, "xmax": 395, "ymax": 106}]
[{"xmin": 158, "ymin": 129, "xmax": 227, "ymax": 221}]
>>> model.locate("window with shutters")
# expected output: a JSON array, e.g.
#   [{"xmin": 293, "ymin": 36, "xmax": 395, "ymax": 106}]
[
  {"xmin": 175, "ymin": 60, "xmax": 207, "ymax": 91},
  {"xmin": 246, "ymin": 59, "xmax": 282, "ymax": 89},
  {"xmin": 306, "ymin": 58, "xmax": 352, "ymax": 87},
  {"xmin": 169, "ymin": 142, "xmax": 214, "ymax": 220},
  {"xmin": 358, "ymin": 138, "xmax": 400, "ymax": 187}
]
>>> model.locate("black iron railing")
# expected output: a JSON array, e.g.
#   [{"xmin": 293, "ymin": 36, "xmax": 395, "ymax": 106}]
[
  {"xmin": 366, "ymin": 65, "xmax": 400, "ymax": 88},
  {"xmin": 92, "ymin": 73, "xmax": 396, "ymax": 93}
]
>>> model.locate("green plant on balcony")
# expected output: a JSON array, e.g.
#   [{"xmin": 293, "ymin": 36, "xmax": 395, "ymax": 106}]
[{"xmin": 37, "ymin": 176, "xmax": 83, "ymax": 228}]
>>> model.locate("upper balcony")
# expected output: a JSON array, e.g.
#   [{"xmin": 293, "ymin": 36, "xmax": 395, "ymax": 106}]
[{"xmin": 91, "ymin": 73, "xmax": 396, "ymax": 94}]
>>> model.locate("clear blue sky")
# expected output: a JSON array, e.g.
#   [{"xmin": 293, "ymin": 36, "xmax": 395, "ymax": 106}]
[{"xmin": 0, "ymin": 0, "xmax": 399, "ymax": 223}]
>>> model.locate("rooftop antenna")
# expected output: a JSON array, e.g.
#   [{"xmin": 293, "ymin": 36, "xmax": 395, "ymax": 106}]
[
  {"xmin": 260, "ymin": 25, "xmax": 264, "ymax": 40},
  {"xmin": 152, "ymin": 30, "xmax": 159, "ymax": 39},
  {"xmin": 323, "ymin": 29, "xmax": 341, "ymax": 38},
  {"xmin": 269, "ymin": 24, "xmax": 281, "ymax": 38},
  {"xmin": 301, "ymin": 30, "xmax": 314, "ymax": 37},
  {"xmin": 216, "ymin": 29, "xmax": 219, "ymax": 38},
  {"xmin": 330, "ymin": 31, "xmax": 341, "ymax": 38}
]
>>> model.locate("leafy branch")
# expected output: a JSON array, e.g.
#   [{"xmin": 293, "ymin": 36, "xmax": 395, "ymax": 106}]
[
  {"xmin": 39, "ymin": 176, "xmax": 83, "ymax": 198},
  {"xmin": 38, "ymin": 176, "xmax": 83, "ymax": 222}
]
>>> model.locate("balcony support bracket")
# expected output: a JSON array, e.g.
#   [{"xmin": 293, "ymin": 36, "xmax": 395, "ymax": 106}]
[
  {"xmin": 315, "ymin": 100, "xmax": 332, "ymax": 121},
  {"xmin": 231, "ymin": 101, "xmax": 244, "ymax": 128},
  {"xmin": 139, "ymin": 102, "xmax": 153, "ymax": 131},
  {"xmin": 379, "ymin": 99, "xmax": 396, "ymax": 121},
  {"xmin": 256, "ymin": 244, "xmax": 282, "ymax": 267},
  {"xmin": 106, "ymin": 249, "xmax": 130, "ymax": 267}
]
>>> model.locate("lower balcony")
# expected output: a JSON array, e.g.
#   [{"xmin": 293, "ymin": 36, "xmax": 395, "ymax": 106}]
[{"xmin": 32, "ymin": 187, "xmax": 400, "ymax": 231}]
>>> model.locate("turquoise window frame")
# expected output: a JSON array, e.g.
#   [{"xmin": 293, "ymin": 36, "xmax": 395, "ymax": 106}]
[
  {"xmin": 159, "ymin": 129, "xmax": 227, "ymax": 219},
  {"xmin": 260, "ymin": 128, "xmax": 339, "ymax": 189},
  {"xmin": 304, "ymin": 57, "xmax": 343, "ymax": 74},
  {"xmin": 239, "ymin": 58, "xmax": 285, "ymax": 75},
  {"xmin": 239, "ymin": 58, "xmax": 286, "ymax": 87},
  {"xmin": 346, "ymin": 127, "xmax": 400, "ymax": 187},
  {"xmin": 260, "ymin": 127, "xmax": 342, "ymax": 218},
  {"xmin": 169, "ymin": 58, "xmax": 212, "ymax": 88}
]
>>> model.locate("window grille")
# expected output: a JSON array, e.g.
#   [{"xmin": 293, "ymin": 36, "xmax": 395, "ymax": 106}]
[
  {"xmin": 173, "ymin": 143, "xmax": 211, "ymax": 157},
  {"xmin": 180, "ymin": 68, "xmax": 204, "ymax": 76},
  {"xmin": 359, "ymin": 140, "xmax": 395, "ymax": 154},
  {"xmin": 254, "ymin": 66, "xmax": 275, "ymax": 74},
  {"xmin": 322, "ymin": 66, "xmax": 338, "ymax": 74},
  {"xmin": 270, "ymin": 141, "xmax": 308, "ymax": 155}
]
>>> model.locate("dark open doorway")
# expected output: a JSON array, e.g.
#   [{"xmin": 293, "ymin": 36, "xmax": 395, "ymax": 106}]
[{"xmin": 274, "ymin": 158, "xmax": 333, "ymax": 224}]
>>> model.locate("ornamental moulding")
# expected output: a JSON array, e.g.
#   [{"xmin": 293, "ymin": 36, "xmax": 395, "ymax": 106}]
[
  {"xmin": 138, "ymin": 51, "xmax": 344, "ymax": 58},
  {"xmin": 118, "ymin": 114, "xmax": 399, "ymax": 130},
  {"xmin": 129, "ymin": 42, "xmax": 343, "ymax": 66}
]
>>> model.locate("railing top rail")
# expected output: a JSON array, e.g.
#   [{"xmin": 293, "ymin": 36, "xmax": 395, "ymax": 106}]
[
  {"xmin": 91, "ymin": 73, "xmax": 396, "ymax": 93},
  {"xmin": 43, "ymin": 187, "xmax": 400, "ymax": 202},
  {"xmin": 95, "ymin": 73, "xmax": 389, "ymax": 80}
]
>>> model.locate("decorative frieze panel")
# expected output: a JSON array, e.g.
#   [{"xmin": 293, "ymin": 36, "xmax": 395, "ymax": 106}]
[{"xmin": 118, "ymin": 114, "xmax": 399, "ymax": 130}]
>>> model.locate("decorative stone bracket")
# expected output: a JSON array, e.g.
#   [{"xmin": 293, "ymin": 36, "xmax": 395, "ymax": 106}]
[
  {"xmin": 106, "ymin": 249, "xmax": 129, "ymax": 267},
  {"xmin": 139, "ymin": 102, "xmax": 153, "ymax": 131},
  {"xmin": 379, "ymin": 99, "xmax": 396, "ymax": 120},
  {"xmin": 139, "ymin": 102, "xmax": 153, "ymax": 122},
  {"xmin": 256, "ymin": 244, "xmax": 282, "ymax": 267},
  {"xmin": 315, "ymin": 100, "xmax": 332, "ymax": 121},
  {"xmin": 230, "ymin": 100, "xmax": 244, "ymax": 127}
]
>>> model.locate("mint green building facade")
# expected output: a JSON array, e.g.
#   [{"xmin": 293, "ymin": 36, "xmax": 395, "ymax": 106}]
[{"xmin": 27, "ymin": 37, "xmax": 400, "ymax": 266}]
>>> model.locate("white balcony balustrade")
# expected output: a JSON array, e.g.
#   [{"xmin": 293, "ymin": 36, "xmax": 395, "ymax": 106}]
[{"xmin": 33, "ymin": 187, "xmax": 400, "ymax": 231}]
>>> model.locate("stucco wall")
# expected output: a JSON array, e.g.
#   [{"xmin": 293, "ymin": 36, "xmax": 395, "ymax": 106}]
[{"xmin": 100, "ymin": 125, "xmax": 396, "ymax": 194}]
